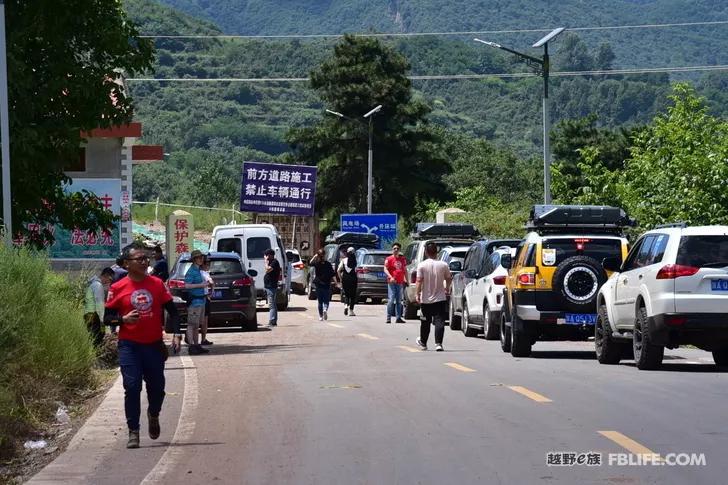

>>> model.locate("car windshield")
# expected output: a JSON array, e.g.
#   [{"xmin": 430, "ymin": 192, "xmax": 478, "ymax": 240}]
[
  {"xmin": 541, "ymin": 238, "xmax": 622, "ymax": 266},
  {"xmin": 287, "ymin": 252, "xmax": 301, "ymax": 263},
  {"xmin": 448, "ymin": 251, "xmax": 467, "ymax": 264},
  {"xmin": 174, "ymin": 259, "xmax": 243, "ymax": 277},
  {"xmin": 362, "ymin": 254, "xmax": 387, "ymax": 265},
  {"xmin": 676, "ymin": 235, "xmax": 728, "ymax": 268}
]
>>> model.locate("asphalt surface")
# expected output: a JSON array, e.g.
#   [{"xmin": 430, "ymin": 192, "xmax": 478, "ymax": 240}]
[{"xmin": 29, "ymin": 295, "xmax": 728, "ymax": 484}]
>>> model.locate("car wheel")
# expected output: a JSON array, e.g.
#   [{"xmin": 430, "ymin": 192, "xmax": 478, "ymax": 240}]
[
  {"xmin": 483, "ymin": 303, "xmax": 499, "ymax": 340},
  {"xmin": 241, "ymin": 311, "xmax": 257, "ymax": 332},
  {"xmin": 510, "ymin": 314, "xmax": 532, "ymax": 357},
  {"xmin": 595, "ymin": 305, "xmax": 624, "ymax": 365},
  {"xmin": 712, "ymin": 349, "xmax": 728, "ymax": 367},
  {"xmin": 371, "ymin": 297, "xmax": 383, "ymax": 305},
  {"xmin": 307, "ymin": 281, "xmax": 316, "ymax": 301},
  {"xmin": 462, "ymin": 303, "xmax": 478, "ymax": 337},
  {"xmin": 403, "ymin": 297, "xmax": 418, "ymax": 320},
  {"xmin": 276, "ymin": 290, "xmax": 289, "ymax": 311},
  {"xmin": 633, "ymin": 305, "xmax": 663, "ymax": 370},
  {"xmin": 500, "ymin": 312, "xmax": 511, "ymax": 353},
  {"xmin": 449, "ymin": 298, "xmax": 461, "ymax": 330}
]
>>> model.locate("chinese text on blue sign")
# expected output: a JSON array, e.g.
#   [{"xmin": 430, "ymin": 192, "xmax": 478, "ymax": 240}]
[
  {"xmin": 340, "ymin": 214, "xmax": 398, "ymax": 249},
  {"xmin": 241, "ymin": 161, "xmax": 317, "ymax": 217}
]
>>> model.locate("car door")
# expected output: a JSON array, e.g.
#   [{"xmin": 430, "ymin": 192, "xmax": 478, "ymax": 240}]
[
  {"xmin": 614, "ymin": 236, "xmax": 652, "ymax": 326},
  {"xmin": 457, "ymin": 245, "xmax": 481, "ymax": 312},
  {"xmin": 244, "ymin": 233, "xmax": 272, "ymax": 291},
  {"xmin": 469, "ymin": 251, "xmax": 495, "ymax": 323}
]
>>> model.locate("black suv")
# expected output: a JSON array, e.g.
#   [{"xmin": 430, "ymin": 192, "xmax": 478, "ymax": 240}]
[
  {"xmin": 167, "ymin": 252, "xmax": 258, "ymax": 331},
  {"xmin": 449, "ymin": 239, "xmax": 522, "ymax": 330}
]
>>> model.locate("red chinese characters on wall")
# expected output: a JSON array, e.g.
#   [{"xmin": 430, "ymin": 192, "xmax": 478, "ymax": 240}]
[{"xmin": 174, "ymin": 218, "xmax": 191, "ymax": 255}]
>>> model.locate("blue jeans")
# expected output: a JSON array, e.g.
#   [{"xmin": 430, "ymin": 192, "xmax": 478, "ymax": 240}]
[
  {"xmin": 118, "ymin": 339, "xmax": 166, "ymax": 431},
  {"xmin": 265, "ymin": 288, "xmax": 278, "ymax": 324},
  {"xmin": 316, "ymin": 283, "xmax": 331, "ymax": 317},
  {"xmin": 387, "ymin": 283, "xmax": 404, "ymax": 320}
]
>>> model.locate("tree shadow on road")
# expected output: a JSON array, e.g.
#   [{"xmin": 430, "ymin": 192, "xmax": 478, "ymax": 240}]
[
  {"xmin": 622, "ymin": 362, "xmax": 726, "ymax": 373},
  {"xmin": 530, "ymin": 351, "xmax": 597, "ymax": 360},
  {"xmin": 197, "ymin": 342, "xmax": 315, "ymax": 356},
  {"xmin": 144, "ymin": 441, "xmax": 225, "ymax": 448}
]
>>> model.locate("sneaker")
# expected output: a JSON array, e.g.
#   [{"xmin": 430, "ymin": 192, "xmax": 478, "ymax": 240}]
[
  {"xmin": 396, "ymin": 318, "xmax": 406, "ymax": 323},
  {"xmin": 147, "ymin": 412, "xmax": 160, "ymax": 440},
  {"xmin": 349, "ymin": 310, "xmax": 356, "ymax": 317},
  {"xmin": 323, "ymin": 310, "xmax": 328, "ymax": 321},
  {"xmin": 386, "ymin": 318, "xmax": 391, "ymax": 324},
  {"xmin": 127, "ymin": 429, "xmax": 140, "ymax": 449},
  {"xmin": 319, "ymin": 316, "xmax": 323, "ymax": 321},
  {"xmin": 435, "ymin": 344, "xmax": 444, "ymax": 352},
  {"xmin": 416, "ymin": 337, "xmax": 427, "ymax": 351},
  {"xmin": 201, "ymin": 339, "xmax": 214, "ymax": 346},
  {"xmin": 344, "ymin": 307, "xmax": 348, "ymax": 316}
]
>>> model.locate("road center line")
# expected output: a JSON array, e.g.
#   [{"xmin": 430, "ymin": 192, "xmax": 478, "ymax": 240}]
[
  {"xmin": 598, "ymin": 431, "xmax": 662, "ymax": 460},
  {"xmin": 444, "ymin": 362, "xmax": 477, "ymax": 372},
  {"xmin": 507, "ymin": 385, "xmax": 552, "ymax": 403},
  {"xmin": 357, "ymin": 333, "xmax": 380, "ymax": 340},
  {"xmin": 396, "ymin": 345, "xmax": 420, "ymax": 353},
  {"xmin": 328, "ymin": 323, "xmax": 344, "ymax": 328}
]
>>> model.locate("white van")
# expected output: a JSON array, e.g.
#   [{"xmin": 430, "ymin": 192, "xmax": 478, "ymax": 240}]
[{"xmin": 210, "ymin": 224, "xmax": 289, "ymax": 311}]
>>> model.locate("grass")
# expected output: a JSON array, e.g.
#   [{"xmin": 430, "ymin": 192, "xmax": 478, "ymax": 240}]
[
  {"xmin": 132, "ymin": 203, "xmax": 250, "ymax": 233},
  {"xmin": 0, "ymin": 245, "xmax": 96, "ymax": 461}
]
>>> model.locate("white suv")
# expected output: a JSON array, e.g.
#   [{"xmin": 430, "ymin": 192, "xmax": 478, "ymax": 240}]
[
  {"xmin": 596, "ymin": 224, "xmax": 728, "ymax": 370},
  {"xmin": 461, "ymin": 246, "xmax": 517, "ymax": 339}
]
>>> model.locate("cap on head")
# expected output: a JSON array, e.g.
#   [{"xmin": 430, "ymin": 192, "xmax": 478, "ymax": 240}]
[
  {"xmin": 347, "ymin": 247, "xmax": 355, "ymax": 254},
  {"xmin": 190, "ymin": 249, "xmax": 204, "ymax": 259}
]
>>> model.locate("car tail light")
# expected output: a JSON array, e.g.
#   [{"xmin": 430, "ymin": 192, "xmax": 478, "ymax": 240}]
[
  {"xmin": 232, "ymin": 277, "xmax": 253, "ymax": 287},
  {"xmin": 518, "ymin": 273, "xmax": 535, "ymax": 286},
  {"xmin": 293, "ymin": 262, "xmax": 305, "ymax": 270},
  {"xmin": 574, "ymin": 238, "xmax": 591, "ymax": 251},
  {"xmin": 665, "ymin": 315, "xmax": 687, "ymax": 326},
  {"xmin": 656, "ymin": 264, "xmax": 700, "ymax": 279},
  {"xmin": 356, "ymin": 267, "xmax": 370, "ymax": 274},
  {"xmin": 411, "ymin": 271, "xmax": 417, "ymax": 284},
  {"xmin": 493, "ymin": 276, "xmax": 507, "ymax": 286},
  {"xmin": 168, "ymin": 279, "xmax": 185, "ymax": 288}
]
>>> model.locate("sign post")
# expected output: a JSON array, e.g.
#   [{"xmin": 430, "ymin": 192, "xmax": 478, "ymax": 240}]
[
  {"xmin": 166, "ymin": 210, "xmax": 194, "ymax": 269},
  {"xmin": 340, "ymin": 213, "xmax": 398, "ymax": 249},
  {"xmin": 240, "ymin": 161, "xmax": 317, "ymax": 217}
]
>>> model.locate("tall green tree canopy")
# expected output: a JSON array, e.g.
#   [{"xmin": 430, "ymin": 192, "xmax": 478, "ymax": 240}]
[
  {"xmin": 286, "ymin": 35, "xmax": 449, "ymax": 226},
  {"xmin": 5, "ymin": 0, "xmax": 154, "ymax": 246}
]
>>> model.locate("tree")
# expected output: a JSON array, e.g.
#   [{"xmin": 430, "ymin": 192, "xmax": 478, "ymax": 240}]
[
  {"xmin": 285, "ymin": 35, "xmax": 449, "ymax": 230},
  {"xmin": 619, "ymin": 83, "xmax": 728, "ymax": 228},
  {"xmin": 5, "ymin": 0, "xmax": 154, "ymax": 247}
]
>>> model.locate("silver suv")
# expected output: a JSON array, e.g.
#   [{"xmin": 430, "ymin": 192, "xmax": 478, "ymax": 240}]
[{"xmin": 597, "ymin": 224, "xmax": 728, "ymax": 369}]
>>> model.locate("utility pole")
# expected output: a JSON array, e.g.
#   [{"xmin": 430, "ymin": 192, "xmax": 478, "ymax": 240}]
[{"xmin": 0, "ymin": 0, "xmax": 12, "ymax": 243}]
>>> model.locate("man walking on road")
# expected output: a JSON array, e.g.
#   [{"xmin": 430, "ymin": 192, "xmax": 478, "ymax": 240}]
[
  {"xmin": 185, "ymin": 250, "xmax": 210, "ymax": 354},
  {"xmin": 84, "ymin": 267, "xmax": 115, "ymax": 347},
  {"xmin": 264, "ymin": 248, "xmax": 281, "ymax": 327},
  {"xmin": 384, "ymin": 242, "xmax": 407, "ymax": 323},
  {"xmin": 310, "ymin": 248, "xmax": 337, "ymax": 321},
  {"xmin": 104, "ymin": 242, "xmax": 182, "ymax": 449},
  {"xmin": 415, "ymin": 242, "xmax": 452, "ymax": 351}
]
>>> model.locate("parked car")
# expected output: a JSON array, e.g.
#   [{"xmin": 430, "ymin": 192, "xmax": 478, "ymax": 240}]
[
  {"xmin": 460, "ymin": 244, "xmax": 519, "ymax": 339},
  {"xmin": 167, "ymin": 251, "xmax": 258, "ymax": 331},
  {"xmin": 437, "ymin": 245, "xmax": 471, "ymax": 277},
  {"xmin": 209, "ymin": 224, "xmax": 289, "ymax": 311},
  {"xmin": 354, "ymin": 249, "xmax": 390, "ymax": 304},
  {"xmin": 402, "ymin": 223, "xmax": 479, "ymax": 320},
  {"xmin": 286, "ymin": 248, "xmax": 309, "ymax": 295},
  {"xmin": 596, "ymin": 224, "xmax": 728, "ymax": 370},
  {"xmin": 308, "ymin": 232, "xmax": 379, "ymax": 300},
  {"xmin": 500, "ymin": 205, "xmax": 631, "ymax": 357},
  {"xmin": 449, "ymin": 238, "xmax": 522, "ymax": 332}
]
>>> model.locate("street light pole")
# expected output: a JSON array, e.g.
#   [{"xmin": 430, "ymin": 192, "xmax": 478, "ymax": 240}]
[
  {"xmin": 474, "ymin": 27, "xmax": 564, "ymax": 204},
  {"xmin": 0, "ymin": 0, "xmax": 11, "ymax": 243}
]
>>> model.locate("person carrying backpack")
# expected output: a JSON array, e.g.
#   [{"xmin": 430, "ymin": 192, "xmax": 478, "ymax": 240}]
[
  {"xmin": 338, "ymin": 247, "xmax": 358, "ymax": 316},
  {"xmin": 310, "ymin": 248, "xmax": 337, "ymax": 321}
]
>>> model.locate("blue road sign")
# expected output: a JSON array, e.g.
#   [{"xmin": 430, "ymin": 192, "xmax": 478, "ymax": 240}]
[{"xmin": 340, "ymin": 213, "xmax": 398, "ymax": 249}]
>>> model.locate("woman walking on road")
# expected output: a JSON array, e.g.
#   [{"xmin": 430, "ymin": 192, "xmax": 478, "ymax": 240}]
[
  {"xmin": 338, "ymin": 247, "xmax": 358, "ymax": 316},
  {"xmin": 310, "ymin": 248, "xmax": 337, "ymax": 321}
]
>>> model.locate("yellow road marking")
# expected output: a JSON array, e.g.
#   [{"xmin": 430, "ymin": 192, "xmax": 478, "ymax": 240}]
[
  {"xmin": 396, "ymin": 345, "xmax": 420, "ymax": 353},
  {"xmin": 327, "ymin": 323, "xmax": 344, "ymax": 328},
  {"xmin": 356, "ymin": 333, "xmax": 380, "ymax": 340},
  {"xmin": 598, "ymin": 431, "xmax": 662, "ymax": 461},
  {"xmin": 507, "ymin": 386, "xmax": 552, "ymax": 403},
  {"xmin": 444, "ymin": 362, "xmax": 476, "ymax": 373}
]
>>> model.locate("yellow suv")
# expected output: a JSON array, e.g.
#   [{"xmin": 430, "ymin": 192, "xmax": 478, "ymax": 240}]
[{"xmin": 500, "ymin": 205, "xmax": 631, "ymax": 357}]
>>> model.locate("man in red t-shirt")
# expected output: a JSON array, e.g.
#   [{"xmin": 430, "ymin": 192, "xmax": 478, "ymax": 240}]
[
  {"xmin": 384, "ymin": 242, "xmax": 408, "ymax": 323},
  {"xmin": 104, "ymin": 242, "xmax": 183, "ymax": 449}
]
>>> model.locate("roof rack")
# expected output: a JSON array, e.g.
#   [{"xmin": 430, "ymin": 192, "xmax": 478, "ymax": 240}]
[
  {"xmin": 654, "ymin": 222, "xmax": 688, "ymax": 229},
  {"xmin": 325, "ymin": 231, "xmax": 379, "ymax": 245},
  {"xmin": 526, "ymin": 205, "xmax": 634, "ymax": 234},
  {"xmin": 413, "ymin": 223, "xmax": 479, "ymax": 240}
]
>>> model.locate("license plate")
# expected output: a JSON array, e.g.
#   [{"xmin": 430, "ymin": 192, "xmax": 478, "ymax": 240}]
[
  {"xmin": 376, "ymin": 272, "xmax": 386, "ymax": 279},
  {"xmin": 711, "ymin": 280, "xmax": 728, "ymax": 291},
  {"xmin": 213, "ymin": 290, "xmax": 223, "ymax": 299},
  {"xmin": 564, "ymin": 313, "xmax": 597, "ymax": 325}
]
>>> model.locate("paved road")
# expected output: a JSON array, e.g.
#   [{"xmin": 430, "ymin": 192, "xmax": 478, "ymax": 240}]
[{"xmin": 30, "ymin": 295, "xmax": 728, "ymax": 484}]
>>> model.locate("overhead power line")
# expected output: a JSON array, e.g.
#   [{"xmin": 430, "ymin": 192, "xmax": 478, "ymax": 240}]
[
  {"xmin": 127, "ymin": 64, "xmax": 728, "ymax": 83},
  {"xmin": 139, "ymin": 20, "xmax": 728, "ymax": 39}
]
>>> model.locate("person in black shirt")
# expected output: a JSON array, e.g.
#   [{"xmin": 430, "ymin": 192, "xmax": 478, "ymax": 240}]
[
  {"xmin": 310, "ymin": 248, "xmax": 337, "ymax": 321},
  {"xmin": 151, "ymin": 246, "xmax": 169, "ymax": 281},
  {"xmin": 264, "ymin": 248, "xmax": 281, "ymax": 327}
]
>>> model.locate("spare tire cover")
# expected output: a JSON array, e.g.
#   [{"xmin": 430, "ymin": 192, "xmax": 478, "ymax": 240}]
[{"xmin": 552, "ymin": 255, "xmax": 607, "ymax": 312}]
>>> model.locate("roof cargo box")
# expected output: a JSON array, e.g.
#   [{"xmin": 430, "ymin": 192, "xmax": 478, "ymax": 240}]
[
  {"xmin": 325, "ymin": 232, "xmax": 379, "ymax": 245},
  {"xmin": 414, "ymin": 223, "xmax": 479, "ymax": 240},
  {"xmin": 527, "ymin": 205, "xmax": 632, "ymax": 232}
]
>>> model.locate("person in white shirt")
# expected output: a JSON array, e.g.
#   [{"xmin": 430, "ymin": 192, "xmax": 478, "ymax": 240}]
[
  {"xmin": 415, "ymin": 242, "xmax": 452, "ymax": 351},
  {"xmin": 200, "ymin": 256, "xmax": 215, "ymax": 346}
]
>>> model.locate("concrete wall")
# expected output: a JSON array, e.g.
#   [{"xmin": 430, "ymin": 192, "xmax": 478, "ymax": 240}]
[{"xmin": 66, "ymin": 138, "xmax": 122, "ymax": 179}]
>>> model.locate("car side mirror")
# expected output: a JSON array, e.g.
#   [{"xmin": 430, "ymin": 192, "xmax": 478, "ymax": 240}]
[
  {"xmin": 449, "ymin": 261, "xmax": 463, "ymax": 272},
  {"xmin": 602, "ymin": 256, "xmax": 622, "ymax": 272},
  {"xmin": 500, "ymin": 254, "xmax": 512, "ymax": 270},
  {"xmin": 248, "ymin": 269, "xmax": 258, "ymax": 277}
]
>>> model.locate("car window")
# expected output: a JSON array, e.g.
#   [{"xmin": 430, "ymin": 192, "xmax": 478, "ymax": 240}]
[
  {"xmin": 635, "ymin": 235, "xmax": 657, "ymax": 267},
  {"xmin": 404, "ymin": 243, "xmax": 417, "ymax": 264},
  {"xmin": 217, "ymin": 238, "xmax": 242, "ymax": 256},
  {"xmin": 622, "ymin": 237, "xmax": 645, "ymax": 271},
  {"xmin": 541, "ymin": 238, "xmax": 623, "ymax": 267},
  {"xmin": 513, "ymin": 243, "xmax": 525, "ymax": 266},
  {"xmin": 286, "ymin": 251, "xmax": 301, "ymax": 263},
  {"xmin": 524, "ymin": 244, "xmax": 536, "ymax": 266},
  {"xmin": 648, "ymin": 234, "xmax": 669, "ymax": 265},
  {"xmin": 208, "ymin": 259, "xmax": 244, "ymax": 275},
  {"xmin": 362, "ymin": 254, "xmax": 387, "ymax": 265},
  {"xmin": 324, "ymin": 245, "xmax": 337, "ymax": 262},
  {"xmin": 449, "ymin": 251, "xmax": 467, "ymax": 265},
  {"xmin": 484, "ymin": 252, "xmax": 501, "ymax": 276},
  {"xmin": 676, "ymin": 235, "xmax": 728, "ymax": 268},
  {"xmin": 246, "ymin": 237, "xmax": 271, "ymax": 260},
  {"xmin": 463, "ymin": 246, "xmax": 478, "ymax": 271},
  {"xmin": 172, "ymin": 262, "xmax": 193, "ymax": 278}
]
